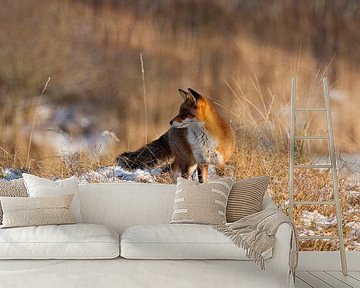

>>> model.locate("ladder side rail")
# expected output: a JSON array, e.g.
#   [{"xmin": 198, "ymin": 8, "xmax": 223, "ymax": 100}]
[
  {"xmin": 323, "ymin": 77, "xmax": 348, "ymax": 276},
  {"xmin": 289, "ymin": 77, "xmax": 297, "ymax": 221}
]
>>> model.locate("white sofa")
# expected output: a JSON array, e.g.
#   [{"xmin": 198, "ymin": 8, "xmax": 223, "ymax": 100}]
[{"xmin": 0, "ymin": 182, "xmax": 294, "ymax": 288}]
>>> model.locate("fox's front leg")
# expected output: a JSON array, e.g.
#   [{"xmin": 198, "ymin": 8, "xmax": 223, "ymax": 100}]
[
  {"xmin": 197, "ymin": 164, "xmax": 208, "ymax": 183},
  {"xmin": 215, "ymin": 164, "xmax": 226, "ymax": 177}
]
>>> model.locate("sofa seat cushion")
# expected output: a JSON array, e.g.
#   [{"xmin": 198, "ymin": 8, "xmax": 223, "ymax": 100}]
[
  {"xmin": 0, "ymin": 224, "xmax": 119, "ymax": 259},
  {"xmin": 121, "ymin": 224, "xmax": 272, "ymax": 260}
]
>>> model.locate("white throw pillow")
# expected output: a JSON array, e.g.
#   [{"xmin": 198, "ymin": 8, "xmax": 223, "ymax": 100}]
[
  {"xmin": 22, "ymin": 173, "xmax": 82, "ymax": 222},
  {"xmin": 121, "ymin": 224, "xmax": 272, "ymax": 260}
]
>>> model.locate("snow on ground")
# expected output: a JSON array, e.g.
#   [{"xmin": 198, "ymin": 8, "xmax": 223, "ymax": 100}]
[
  {"xmin": 78, "ymin": 166, "xmax": 164, "ymax": 183},
  {"xmin": 0, "ymin": 166, "xmax": 165, "ymax": 183},
  {"xmin": 32, "ymin": 103, "xmax": 116, "ymax": 156},
  {"xmin": 302, "ymin": 210, "xmax": 337, "ymax": 227},
  {"xmin": 313, "ymin": 153, "xmax": 360, "ymax": 176},
  {"xmin": 0, "ymin": 168, "xmax": 26, "ymax": 181},
  {"xmin": 0, "ymin": 165, "xmax": 215, "ymax": 184},
  {"xmin": 78, "ymin": 165, "xmax": 217, "ymax": 183}
]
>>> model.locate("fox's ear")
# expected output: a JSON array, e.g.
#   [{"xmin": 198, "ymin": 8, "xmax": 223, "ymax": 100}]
[
  {"xmin": 188, "ymin": 88, "xmax": 202, "ymax": 101},
  {"xmin": 178, "ymin": 89, "xmax": 190, "ymax": 101}
]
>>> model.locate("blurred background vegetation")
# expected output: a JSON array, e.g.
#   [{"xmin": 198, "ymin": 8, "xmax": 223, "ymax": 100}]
[
  {"xmin": 0, "ymin": 0, "xmax": 359, "ymax": 251},
  {"xmin": 1, "ymin": 0, "xmax": 360, "ymax": 164}
]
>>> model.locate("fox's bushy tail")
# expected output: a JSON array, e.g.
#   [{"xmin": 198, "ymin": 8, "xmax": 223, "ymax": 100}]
[{"xmin": 116, "ymin": 132, "xmax": 173, "ymax": 171}]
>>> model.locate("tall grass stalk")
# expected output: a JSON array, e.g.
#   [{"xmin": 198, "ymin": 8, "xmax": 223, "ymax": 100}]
[
  {"xmin": 26, "ymin": 77, "xmax": 51, "ymax": 170},
  {"xmin": 140, "ymin": 53, "xmax": 148, "ymax": 144}
]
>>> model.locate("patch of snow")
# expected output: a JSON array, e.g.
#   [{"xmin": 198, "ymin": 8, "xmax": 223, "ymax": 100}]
[
  {"xmin": 302, "ymin": 210, "xmax": 337, "ymax": 226},
  {"xmin": 78, "ymin": 167, "xmax": 122, "ymax": 183},
  {"xmin": 312, "ymin": 154, "xmax": 360, "ymax": 174},
  {"xmin": 78, "ymin": 166, "xmax": 164, "ymax": 183},
  {"xmin": 31, "ymin": 103, "xmax": 118, "ymax": 156},
  {"xmin": 299, "ymin": 229, "xmax": 315, "ymax": 236},
  {"xmin": 347, "ymin": 208, "xmax": 360, "ymax": 214},
  {"xmin": 349, "ymin": 191, "xmax": 360, "ymax": 197},
  {"xmin": 281, "ymin": 200, "xmax": 289, "ymax": 210},
  {"xmin": 33, "ymin": 129, "xmax": 112, "ymax": 156},
  {"xmin": 77, "ymin": 164, "xmax": 219, "ymax": 183},
  {"xmin": 300, "ymin": 210, "xmax": 359, "ymax": 248},
  {"xmin": 113, "ymin": 166, "xmax": 162, "ymax": 182},
  {"xmin": 0, "ymin": 168, "xmax": 25, "ymax": 181},
  {"xmin": 345, "ymin": 222, "xmax": 359, "ymax": 239}
]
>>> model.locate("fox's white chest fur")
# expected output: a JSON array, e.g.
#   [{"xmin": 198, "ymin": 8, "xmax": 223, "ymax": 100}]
[{"xmin": 186, "ymin": 122, "xmax": 223, "ymax": 165}]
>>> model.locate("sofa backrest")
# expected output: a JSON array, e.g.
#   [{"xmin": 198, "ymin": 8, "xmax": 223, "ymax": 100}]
[
  {"xmin": 78, "ymin": 182, "xmax": 176, "ymax": 235},
  {"xmin": 78, "ymin": 182, "xmax": 277, "ymax": 235}
]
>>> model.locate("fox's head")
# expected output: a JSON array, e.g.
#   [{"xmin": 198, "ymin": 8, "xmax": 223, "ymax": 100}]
[{"xmin": 169, "ymin": 88, "xmax": 207, "ymax": 128}]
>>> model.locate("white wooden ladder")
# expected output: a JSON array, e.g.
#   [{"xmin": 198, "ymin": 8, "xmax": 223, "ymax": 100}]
[{"xmin": 289, "ymin": 77, "xmax": 348, "ymax": 275}]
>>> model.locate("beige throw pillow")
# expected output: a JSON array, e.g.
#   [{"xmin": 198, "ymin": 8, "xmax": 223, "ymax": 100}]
[
  {"xmin": 226, "ymin": 176, "xmax": 269, "ymax": 223},
  {"xmin": 171, "ymin": 177, "xmax": 234, "ymax": 225},
  {"xmin": 0, "ymin": 194, "xmax": 76, "ymax": 228},
  {"xmin": 0, "ymin": 179, "xmax": 28, "ymax": 224}
]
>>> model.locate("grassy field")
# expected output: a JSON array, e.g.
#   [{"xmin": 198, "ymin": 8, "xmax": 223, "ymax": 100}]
[{"xmin": 0, "ymin": 1, "xmax": 359, "ymax": 251}]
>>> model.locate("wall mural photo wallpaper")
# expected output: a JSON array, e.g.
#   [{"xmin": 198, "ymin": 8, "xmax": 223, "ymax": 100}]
[{"xmin": 0, "ymin": 1, "xmax": 359, "ymax": 252}]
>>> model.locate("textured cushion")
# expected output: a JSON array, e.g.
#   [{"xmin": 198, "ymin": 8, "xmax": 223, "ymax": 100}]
[
  {"xmin": 227, "ymin": 176, "xmax": 269, "ymax": 223},
  {"xmin": 0, "ymin": 179, "xmax": 28, "ymax": 224},
  {"xmin": 22, "ymin": 173, "xmax": 82, "ymax": 222},
  {"xmin": 0, "ymin": 194, "xmax": 76, "ymax": 228},
  {"xmin": 121, "ymin": 224, "xmax": 272, "ymax": 260},
  {"xmin": 171, "ymin": 177, "xmax": 234, "ymax": 225},
  {"xmin": 0, "ymin": 224, "xmax": 119, "ymax": 259}
]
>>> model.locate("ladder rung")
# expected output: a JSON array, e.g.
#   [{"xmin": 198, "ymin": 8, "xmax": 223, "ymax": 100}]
[
  {"xmin": 295, "ymin": 136, "xmax": 329, "ymax": 140},
  {"xmin": 299, "ymin": 235, "xmax": 338, "ymax": 240},
  {"xmin": 296, "ymin": 108, "xmax": 326, "ymax": 111},
  {"xmin": 293, "ymin": 201, "xmax": 336, "ymax": 205},
  {"xmin": 294, "ymin": 164, "xmax": 332, "ymax": 169}
]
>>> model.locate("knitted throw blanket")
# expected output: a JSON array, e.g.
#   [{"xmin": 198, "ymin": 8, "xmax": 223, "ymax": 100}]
[{"xmin": 214, "ymin": 209, "xmax": 298, "ymax": 276}]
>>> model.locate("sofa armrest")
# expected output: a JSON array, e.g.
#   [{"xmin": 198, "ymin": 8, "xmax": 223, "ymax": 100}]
[
  {"xmin": 267, "ymin": 221, "xmax": 295, "ymax": 287},
  {"xmin": 261, "ymin": 195, "xmax": 295, "ymax": 287},
  {"xmin": 269, "ymin": 222, "xmax": 292, "ymax": 267},
  {"xmin": 261, "ymin": 195, "xmax": 292, "ymax": 271}
]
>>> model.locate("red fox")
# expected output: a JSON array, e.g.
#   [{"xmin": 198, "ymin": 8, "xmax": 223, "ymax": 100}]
[{"xmin": 116, "ymin": 88, "xmax": 235, "ymax": 182}]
